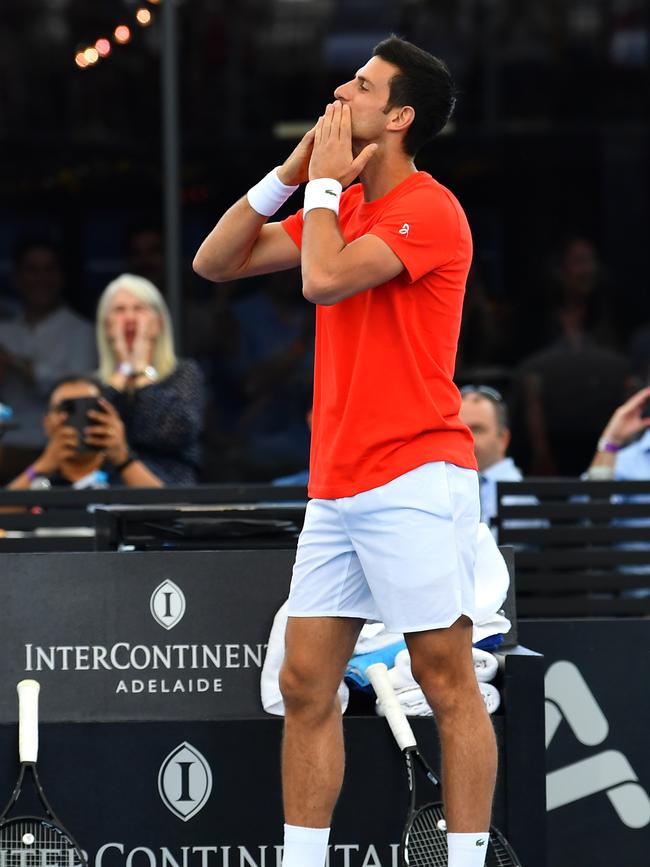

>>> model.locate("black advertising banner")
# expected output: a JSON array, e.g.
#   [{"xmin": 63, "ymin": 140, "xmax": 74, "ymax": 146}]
[
  {"xmin": 518, "ymin": 619, "xmax": 650, "ymax": 867},
  {"xmin": 0, "ymin": 717, "xmax": 507, "ymax": 867},
  {"xmin": 0, "ymin": 549, "xmax": 546, "ymax": 867},
  {"xmin": 0, "ymin": 550, "xmax": 295, "ymax": 722}
]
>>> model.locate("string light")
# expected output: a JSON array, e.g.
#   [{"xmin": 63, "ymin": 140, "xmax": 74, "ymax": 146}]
[
  {"xmin": 74, "ymin": 5, "xmax": 158, "ymax": 68},
  {"xmin": 114, "ymin": 25, "xmax": 131, "ymax": 44},
  {"xmin": 95, "ymin": 38, "xmax": 111, "ymax": 58},
  {"xmin": 136, "ymin": 8, "xmax": 152, "ymax": 26},
  {"xmin": 83, "ymin": 47, "xmax": 99, "ymax": 65}
]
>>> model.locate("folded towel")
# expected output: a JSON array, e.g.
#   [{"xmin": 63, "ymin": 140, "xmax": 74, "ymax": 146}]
[
  {"xmin": 473, "ymin": 613, "xmax": 511, "ymax": 645},
  {"xmin": 392, "ymin": 646, "xmax": 498, "ymax": 686},
  {"xmin": 479, "ymin": 682, "xmax": 501, "ymax": 714},
  {"xmin": 474, "ymin": 522, "xmax": 510, "ymax": 620},
  {"xmin": 345, "ymin": 640, "xmax": 407, "ymax": 688},
  {"xmin": 260, "ymin": 601, "xmax": 350, "ymax": 714},
  {"xmin": 474, "ymin": 633, "xmax": 505, "ymax": 651},
  {"xmin": 395, "ymin": 647, "xmax": 413, "ymax": 675},
  {"xmin": 355, "ymin": 622, "xmax": 404, "ymax": 654},
  {"xmin": 376, "ymin": 686, "xmax": 433, "ymax": 718},
  {"xmin": 473, "ymin": 648, "xmax": 499, "ymax": 683},
  {"xmin": 388, "ymin": 657, "xmax": 417, "ymax": 693},
  {"xmin": 376, "ymin": 681, "xmax": 501, "ymax": 717}
]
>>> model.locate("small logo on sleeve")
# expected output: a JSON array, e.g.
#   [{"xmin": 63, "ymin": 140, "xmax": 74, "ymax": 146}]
[
  {"xmin": 398, "ymin": 223, "xmax": 410, "ymax": 236},
  {"xmin": 476, "ymin": 839, "xmax": 487, "ymax": 847}
]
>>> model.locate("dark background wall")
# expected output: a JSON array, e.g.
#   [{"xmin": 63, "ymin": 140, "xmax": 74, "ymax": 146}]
[{"xmin": 1, "ymin": 0, "xmax": 649, "ymax": 480}]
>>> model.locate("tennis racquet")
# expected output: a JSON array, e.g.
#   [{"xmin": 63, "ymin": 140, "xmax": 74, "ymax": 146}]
[
  {"xmin": 367, "ymin": 663, "xmax": 522, "ymax": 867},
  {"xmin": 0, "ymin": 680, "xmax": 87, "ymax": 866}
]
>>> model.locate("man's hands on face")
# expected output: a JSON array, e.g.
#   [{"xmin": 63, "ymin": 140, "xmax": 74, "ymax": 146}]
[
  {"xmin": 277, "ymin": 126, "xmax": 317, "ymax": 187},
  {"xmin": 84, "ymin": 398, "xmax": 129, "ymax": 466},
  {"xmin": 308, "ymin": 102, "xmax": 377, "ymax": 186},
  {"xmin": 277, "ymin": 102, "xmax": 377, "ymax": 189}
]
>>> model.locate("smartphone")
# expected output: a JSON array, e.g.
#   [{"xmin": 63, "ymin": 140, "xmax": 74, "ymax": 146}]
[{"xmin": 61, "ymin": 397, "xmax": 102, "ymax": 452}]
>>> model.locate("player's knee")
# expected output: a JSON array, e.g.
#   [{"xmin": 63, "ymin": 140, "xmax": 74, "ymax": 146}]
[
  {"xmin": 410, "ymin": 657, "xmax": 473, "ymax": 716},
  {"xmin": 279, "ymin": 660, "xmax": 335, "ymax": 716}
]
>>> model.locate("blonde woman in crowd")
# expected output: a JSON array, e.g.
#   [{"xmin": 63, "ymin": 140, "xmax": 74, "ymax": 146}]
[{"xmin": 96, "ymin": 274, "xmax": 204, "ymax": 484}]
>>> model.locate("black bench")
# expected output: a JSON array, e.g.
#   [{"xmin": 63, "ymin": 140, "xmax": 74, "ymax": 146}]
[{"xmin": 495, "ymin": 478, "xmax": 650, "ymax": 616}]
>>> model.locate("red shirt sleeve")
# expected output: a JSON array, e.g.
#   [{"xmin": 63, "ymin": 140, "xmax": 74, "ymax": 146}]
[
  {"xmin": 281, "ymin": 209, "xmax": 304, "ymax": 249},
  {"xmin": 367, "ymin": 187, "xmax": 463, "ymax": 283}
]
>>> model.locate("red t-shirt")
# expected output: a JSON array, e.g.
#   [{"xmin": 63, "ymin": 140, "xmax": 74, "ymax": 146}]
[{"xmin": 282, "ymin": 170, "xmax": 477, "ymax": 499}]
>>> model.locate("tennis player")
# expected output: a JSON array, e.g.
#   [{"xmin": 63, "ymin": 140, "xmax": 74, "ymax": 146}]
[{"xmin": 194, "ymin": 35, "xmax": 495, "ymax": 867}]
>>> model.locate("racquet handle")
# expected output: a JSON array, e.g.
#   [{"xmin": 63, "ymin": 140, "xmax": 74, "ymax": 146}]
[
  {"xmin": 17, "ymin": 679, "xmax": 40, "ymax": 763},
  {"xmin": 367, "ymin": 663, "xmax": 417, "ymax": 751}
]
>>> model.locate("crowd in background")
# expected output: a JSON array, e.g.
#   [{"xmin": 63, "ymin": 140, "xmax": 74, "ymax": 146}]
[
  {"xmin": 1, "ymin": 0, "xmax": 648, "ymax": 488},
  {"xmin": 0, "ymin": 222, "xmax": 649, "ymax": 488}
]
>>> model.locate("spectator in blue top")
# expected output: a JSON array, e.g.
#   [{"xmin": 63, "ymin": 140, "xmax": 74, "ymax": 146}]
[
  {"xmin": 586, "ymin": 385, "xmax": 650, "ymax": 480},
  {"xmin": 586, "ymin": 385, "xmax": 650, "ymax": 596}
]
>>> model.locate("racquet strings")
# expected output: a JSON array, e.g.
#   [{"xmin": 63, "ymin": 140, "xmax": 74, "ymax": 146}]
[
  {"xmin": 0, "ymin": 818, "xmax": 85, "ymax": 866},
  {"xmin": 405, "ymin": 804, "xmax": 448, "ymax": 866},
  {"xmin": 405, "ymin": 806, "xmax": 520, "ymax": 867},
  {"xmin": 485, "ymin": 832, "xmax": 520, "ymax": 867}
]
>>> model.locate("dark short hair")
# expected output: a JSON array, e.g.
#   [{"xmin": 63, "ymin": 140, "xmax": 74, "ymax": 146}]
[
  {"xmin": 13, "ymin": 235, "xmax": 63, "ymax": 270},
  {"xmin": 46, "ymin": 375, "xmax": 102, "ymax": 405},
  {"xmin": 373, "ymin": 35, "xmax": 456, "ymax": 157}
]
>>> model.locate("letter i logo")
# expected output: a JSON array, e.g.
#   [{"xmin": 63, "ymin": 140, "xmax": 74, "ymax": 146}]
[
  {"xmin": 158, "ymin": 743, "xmax": 213, "ymax": 821},
  {"xmin": 150, "ymin": 579, "xmax": 186, "ymax": 630}
]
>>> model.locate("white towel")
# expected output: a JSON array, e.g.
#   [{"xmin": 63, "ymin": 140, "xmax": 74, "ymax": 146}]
[
  {"xmin": 392, "ymin": 646, "xmax": 498, "ymax": 687},
  {"xmin": 376, "ymin": 681, "xmax": 501, "ymax": 717},
  {"xmin": 260, "ymin": 601, "xmax": 350, "ymax": 715},
  {"xmin": 353, "ymin": 621, "xmax": 404, "ymax": 653},
  {"xmin": 479, "ymin": 682, "xmax": 501, "ymax": 714},
  {"xmin": 473, "ymin": 648, "xmax": 499, "ymax": 683},
  {"xmin": 474, "ymin": 522, "xmax": 510, "ymax": 621},
  {"xmin": 376, "ymin": 686, "xmax": 434, "ymax": 718}
]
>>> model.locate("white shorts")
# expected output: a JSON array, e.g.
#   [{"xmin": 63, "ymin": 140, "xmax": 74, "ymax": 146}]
[{"xmin": 288, "ymin": 462, "xmax": 480, "ymax": 633}]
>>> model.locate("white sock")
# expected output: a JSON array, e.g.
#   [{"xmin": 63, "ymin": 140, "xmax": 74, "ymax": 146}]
[
  {"xmin": 447, "ymin": 831, "xmax": 490, "ymax": 867},
  {"xmin": 282, "ymin": 823, "xmax": 330, "ymax": 867}
]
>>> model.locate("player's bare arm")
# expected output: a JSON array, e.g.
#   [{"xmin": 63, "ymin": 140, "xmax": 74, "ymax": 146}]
[
  {"xmin": 301, "ymin": 102, "xmax": 404, "ymax": 306},
  {"xmin": 192, "ymin": 127, "xmax": 316, "ymax": 283}
]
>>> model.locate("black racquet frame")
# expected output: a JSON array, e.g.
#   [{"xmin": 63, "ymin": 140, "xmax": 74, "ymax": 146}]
[{"xmin": 0, "ymin": 680, "xmax": 87, "ymax": 866}]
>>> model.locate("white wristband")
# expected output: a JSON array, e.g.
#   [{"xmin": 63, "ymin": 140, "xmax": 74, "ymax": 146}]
[
  {"xmin": 247, "ymin": 167, "xmax": 298, "ymax": 217},
  {"xmin": 303, "ymin": 178, "xmax": 343, "ymax": 217}
]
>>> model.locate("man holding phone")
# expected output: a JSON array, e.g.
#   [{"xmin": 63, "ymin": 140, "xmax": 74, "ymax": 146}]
[{"xmin": 6, "ymin": 375, "xmax": 163, "ymax": 489}]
